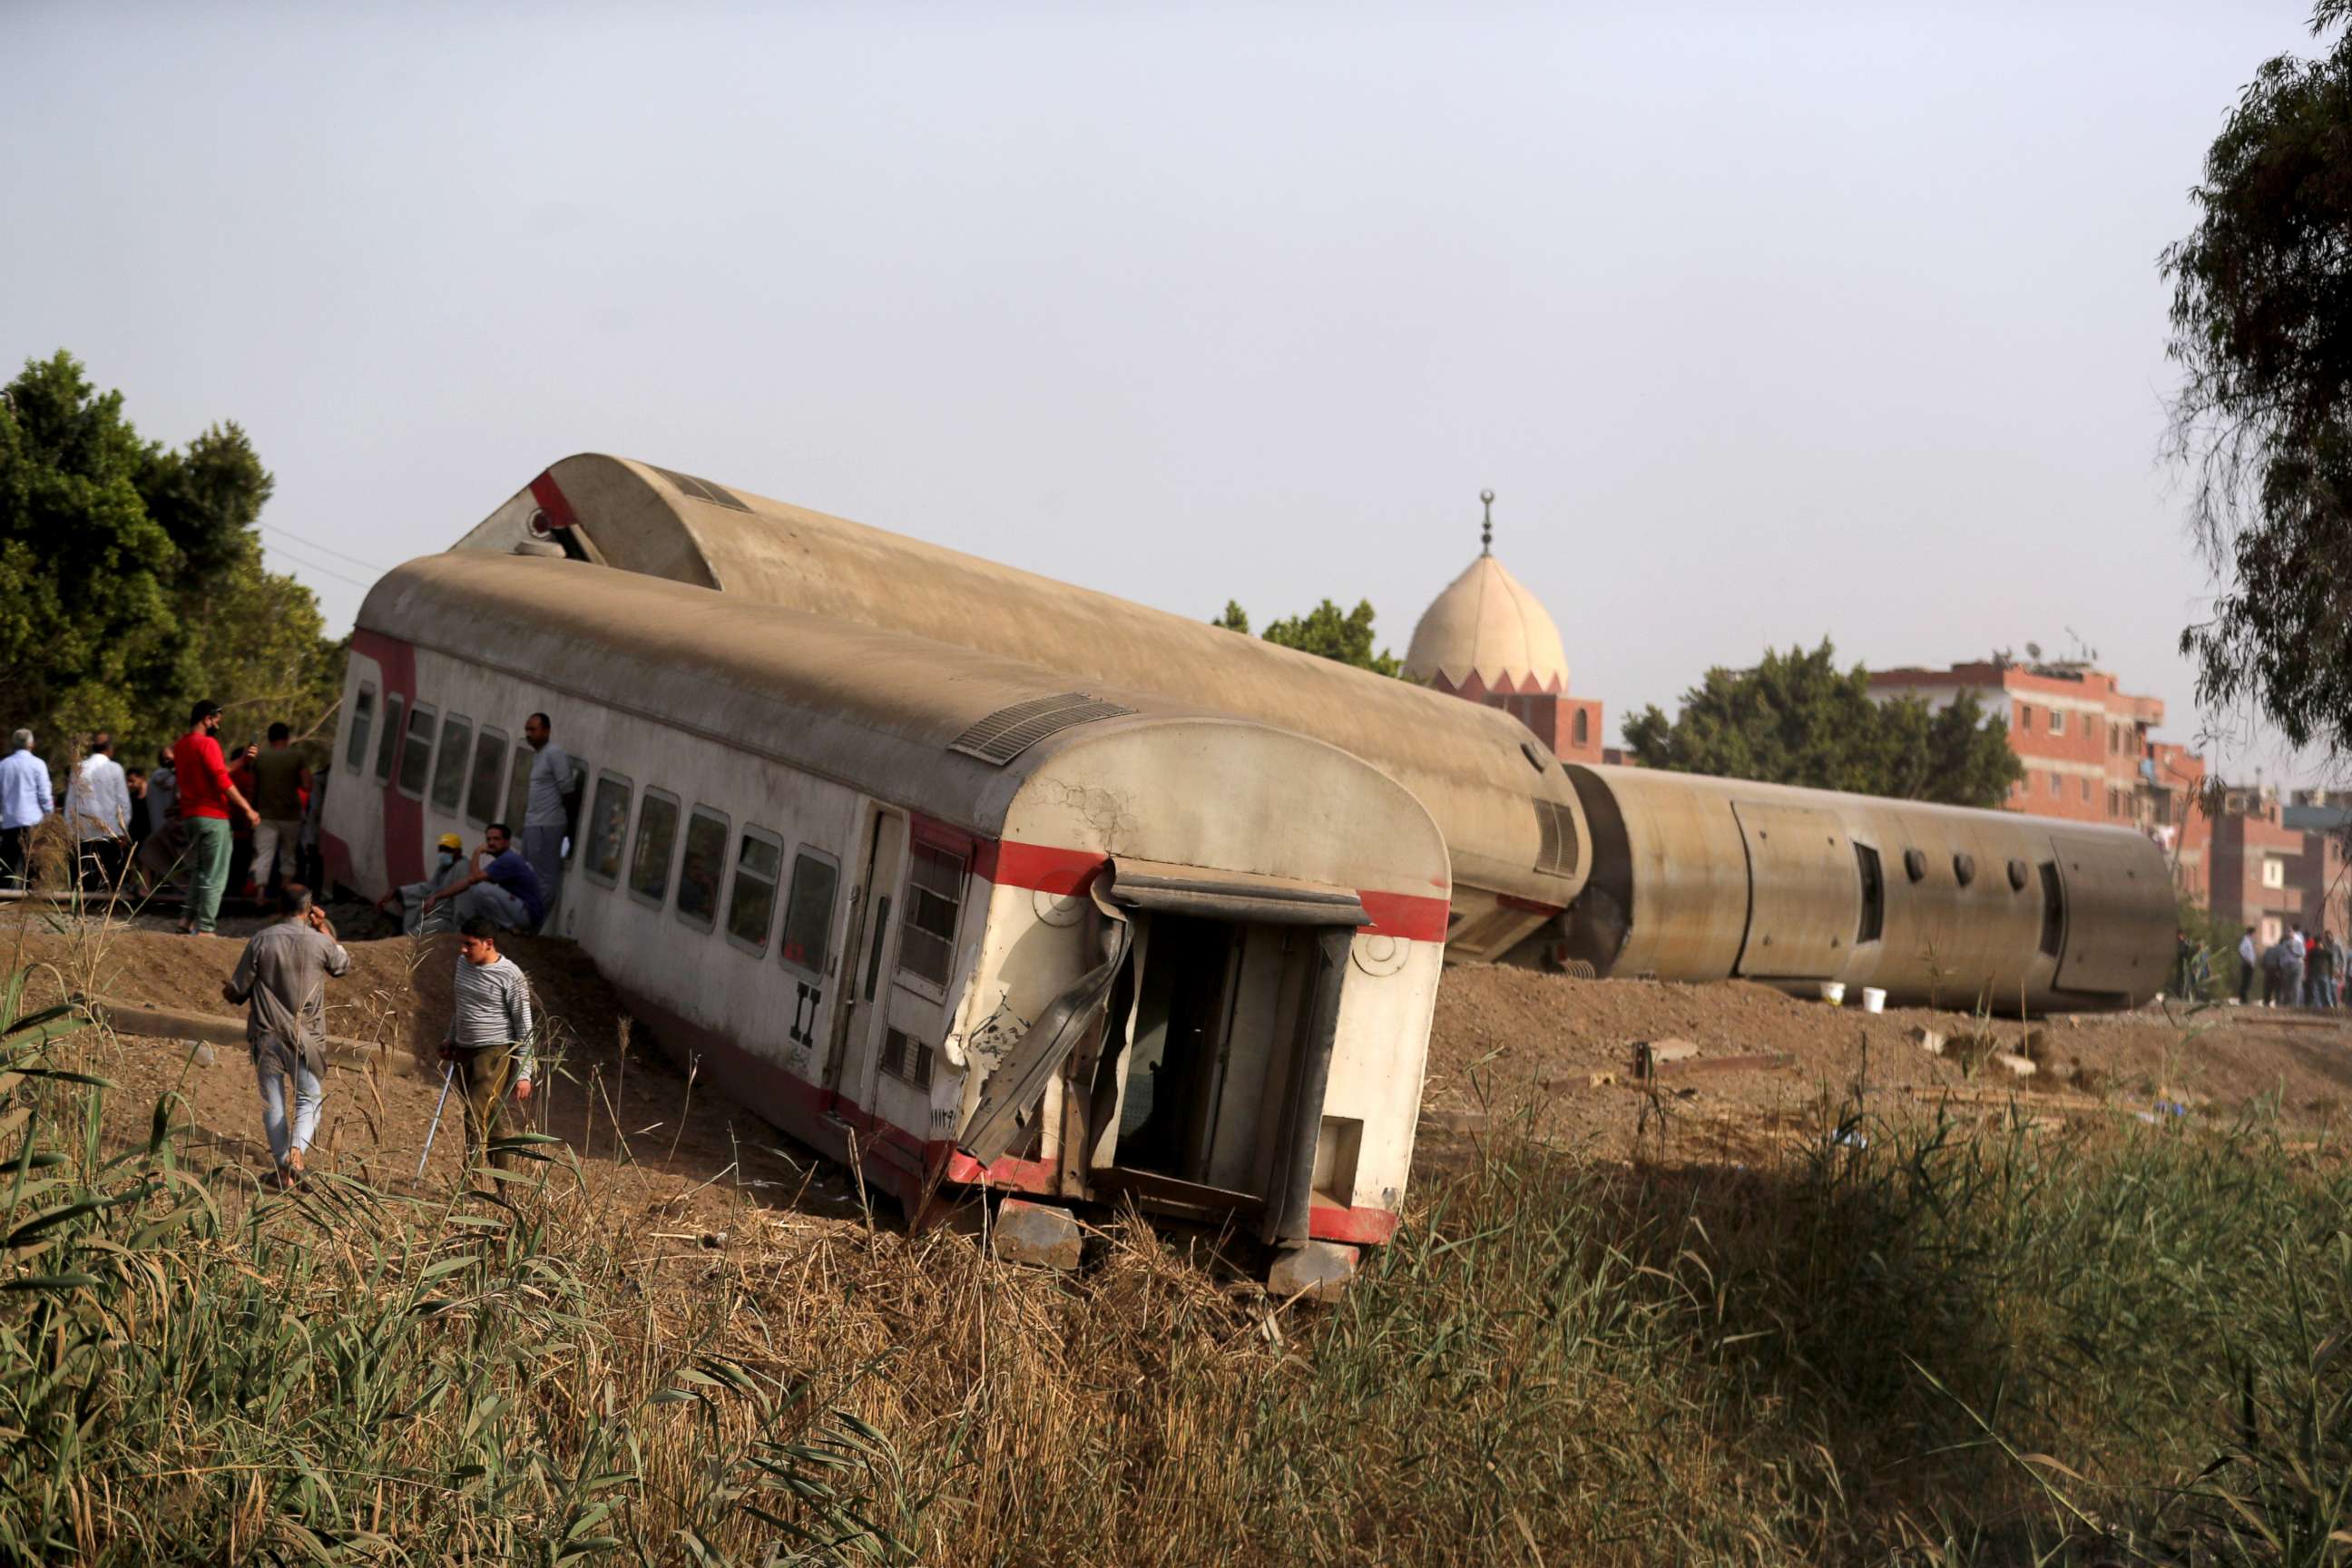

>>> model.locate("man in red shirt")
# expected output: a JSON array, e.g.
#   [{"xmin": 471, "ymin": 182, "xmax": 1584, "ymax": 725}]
[{"xmin": 172, "ymin": 700, "xmax": 260, "ymax": 935}]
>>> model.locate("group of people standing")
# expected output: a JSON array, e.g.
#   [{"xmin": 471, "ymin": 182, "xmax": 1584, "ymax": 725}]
[
  {"xmin": 2236, "ymin": 923, "xmax": 2347, "ymax": 1008},
  {"xmin": 0, "ymin": 703, "xmax": 321, "ymax": 933}
]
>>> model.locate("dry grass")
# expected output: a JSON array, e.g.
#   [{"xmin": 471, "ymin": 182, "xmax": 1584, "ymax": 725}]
[{"xmin": 3, "ymin": 953, "xmax": 2351, "ymax": 1565}]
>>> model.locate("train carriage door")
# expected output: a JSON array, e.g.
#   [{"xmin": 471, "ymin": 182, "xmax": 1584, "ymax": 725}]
[
  {"xmin": 824, "ymin": 805, "xmax": 907, "ymax": 1099},
  {"xmin": 2049, "ymin": 833, "xmax": 2164, "ymax": 995},
  {"xmin": 1730, "ymin": 801, "xmax": 1857, "ymax": 979}
]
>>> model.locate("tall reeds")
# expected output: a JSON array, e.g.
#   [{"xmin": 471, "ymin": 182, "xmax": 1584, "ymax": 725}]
[{"xmin": 1, "ymin": 966, "xmax": 2347, "ymax": 1564}]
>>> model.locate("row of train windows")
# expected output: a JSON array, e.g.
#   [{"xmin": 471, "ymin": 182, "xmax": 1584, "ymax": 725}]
[
  {"xmin": 577, "ymin": 771, "xmax": 841, "ymax": 977},
  {"xmin": 345, "ymin": 681, "xmax": 856, "ymax": 978}
]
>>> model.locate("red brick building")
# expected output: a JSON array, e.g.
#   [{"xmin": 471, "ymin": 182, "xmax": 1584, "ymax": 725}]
[
  {"xmin": 1867, "ymin": 660, "xmax": 2210, "ymax": 903},
  {"xmin": 2210, "ymin": 789, "xmax": 2351, "ymax": 946},
  {"xmin": 1402, "ymin": 495, "xmax": 1605, "ymax": 765}
]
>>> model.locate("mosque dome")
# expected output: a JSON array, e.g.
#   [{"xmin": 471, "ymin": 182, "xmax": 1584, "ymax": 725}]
[{"xmin": 1402, "ymin": 491, "xmax": 1570, "ymax": 697}]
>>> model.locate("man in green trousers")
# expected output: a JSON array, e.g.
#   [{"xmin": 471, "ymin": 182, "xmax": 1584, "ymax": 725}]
[{"xmin": 172, "ymin": 701, "xmax": 260, "ymax": 936}]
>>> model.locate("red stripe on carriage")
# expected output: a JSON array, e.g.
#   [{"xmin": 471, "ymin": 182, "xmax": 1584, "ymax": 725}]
[{"xmin": 528, "ymin": 471, "xmax": 579, "ymax": 531}]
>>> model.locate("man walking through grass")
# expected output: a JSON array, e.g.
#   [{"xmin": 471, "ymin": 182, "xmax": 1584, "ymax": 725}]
[
  {"xmin": 442, "ymin": 917, "xmax": 535, "ymax": 1172},
  {"xmin": 223, "ymin": 885, "xmax": 350, "ymax": 1188}
]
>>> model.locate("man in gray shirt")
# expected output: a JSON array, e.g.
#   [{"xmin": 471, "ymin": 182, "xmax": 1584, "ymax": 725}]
[
  {"xmin": 223, "ymin": 885, "xmax": 351, "ymax": 1187},
  {"xmin": 519, "ymin": 712, "xmax": 577, "ymax": 930},
  {"xmin": 442, "ymin": 916, "xmax": 537, "ymax": 1171}
]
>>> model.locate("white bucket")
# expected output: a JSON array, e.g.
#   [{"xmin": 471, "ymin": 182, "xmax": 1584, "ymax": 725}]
[
  {"xmin": 1818, "ymin": 982, "xmax": 1847, "ymax": 1005},
  {"xmin": 1860, "ymin": 987, "xmax": 1887, "ymax": 1014}
]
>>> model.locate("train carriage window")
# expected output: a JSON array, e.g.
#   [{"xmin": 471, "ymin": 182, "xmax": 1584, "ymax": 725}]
[
  {"xmin": 628, "ymin": 789, "xmax": 681, "ymax": 907},
  {"xmin": 429, "ymin": 714, "xmax": 472, "ymax": 814},
  {"xmin": 676, "ymin": 807, "xmax": 729, "ymax": 930},
  {"xmin": 504, "ymin": 744, "xmax": 533, "ymax": 841},
  {"xmin": 897, "ymin": 844, "xmax": 965, "ymax": 987},
  {"xmin": 344, "ymin": 683, "xmax": 377, "ymax": 771},
  {"xmin": 466, "ymin": 727, "xmax": 509, "ymax": 826},
  {"xmin": 375, "ymin": 694, "xmax": 406, "ymax": 784},
  {"xmin": 1854, "ymin": 844, "xmax": 1885, "ymax": 944},
  {"xmin": 726, "ymin": 830, "xmax": 783, "ymax": 954},
  {"xmin": 2037, "ymin": 862, "xmax": 2064, "ymax": 957},
  {"xmin": 397, "ymin": 703, "xmax": 437, "ymax": 800},
  {"xmin": 583, "ymin": 772, "xmax": 633, "ymax": 887},
  {"xmin": 780, "ymin": 849, "xmax": 840, "ymax": 978}
]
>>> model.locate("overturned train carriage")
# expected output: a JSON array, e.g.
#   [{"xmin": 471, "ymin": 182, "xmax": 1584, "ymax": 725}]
[
  {"xmin": 1552, "ymin": 766, "xmax": 2176, "ymax": 1010},
  {"xmin": 446, "ymin": 455, "xmax": 2178, "ymax": 1011},
  {"xmin": 322, "ymin": 554, "xmax": 1452, "ymax": 1250}
]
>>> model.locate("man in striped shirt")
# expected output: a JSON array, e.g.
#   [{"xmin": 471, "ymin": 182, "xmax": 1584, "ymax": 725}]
[{"xmin": 442, "ymin": 917, "xmax": 536, "ymax": 1171}]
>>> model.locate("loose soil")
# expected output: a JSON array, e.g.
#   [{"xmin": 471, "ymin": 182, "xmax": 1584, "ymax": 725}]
[{"xmin": 10, "ymin": 911, "xmax": 2350, "ymax": 1225}]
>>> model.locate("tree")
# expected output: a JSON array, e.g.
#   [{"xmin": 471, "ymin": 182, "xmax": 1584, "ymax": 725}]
[
  {"xmin": 2165, "ymin": 1, "xmax": 2352, "ymax": 758},
  {"xmin": 0, "ymin": 351, "xmax": 348, "ymax": 766},
  {"xmin": 1622, "ymin": 640, "xmax": 2024, "ymax": 808},
  {"xmin": 1215, "ymin": 597, "xmax": 1401, "ymax": 676}
]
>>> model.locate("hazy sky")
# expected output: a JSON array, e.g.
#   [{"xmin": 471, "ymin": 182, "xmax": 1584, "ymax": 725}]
[{"xmin": 4, "ymin": 3, "xmax": 2327, "ymax": 779}]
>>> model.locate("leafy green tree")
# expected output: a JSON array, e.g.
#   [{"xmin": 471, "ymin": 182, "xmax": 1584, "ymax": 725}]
[
  {"xmin": 2165, "ymin": 2, "xmax": 2352, "ymax": 757},
  {"xmin": 1217, "ymin": 597, "xmax": 1400, "ymax": 676},
  {"xmin": 0, "ymin": 351, "xmax": 347, "ymax": 766},
  {"xmin": 1622, "ymin": 640, "xmax": 2024, "ymax": 808}
]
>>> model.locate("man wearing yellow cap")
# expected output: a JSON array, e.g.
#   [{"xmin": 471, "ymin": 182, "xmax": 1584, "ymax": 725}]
[{"xmin": 377, "ymin": 832, "xmax": 472, "ymax": 935}]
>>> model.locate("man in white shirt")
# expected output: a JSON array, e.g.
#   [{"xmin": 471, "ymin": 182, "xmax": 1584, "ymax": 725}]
[
  {"xmin": 63, "ymin": 732, "xmax": 132, "ymax": 893},
  {"xmin": 0, "ymin": 730, "xmax": 54, "ymax": 890},
  {"xmin": 519, "ymin": 712, "xmax": 578, "ymax": 929}
]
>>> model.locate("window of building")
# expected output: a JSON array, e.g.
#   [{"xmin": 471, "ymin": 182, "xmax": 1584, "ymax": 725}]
[
  {"xmin": 1572, "ymin": 709, "xmax": 1589, "ymax": 747},
  {"xmin": 780, "ymin": 849, "xmax": 840, "ymax": 977},
  {"xmin": 397, "ymin": 702, "xmax": 437, "ymax": 800},
  {"xmin": 376, "ymin": 694, "xmax": 406, "ymax": 784},
  {"xmin": 2080, "ymin": 776, "xmax": 2091, "ymax": 802},
  {"xmin": 629, "ymin": 789, "xmax": 681, "ymax": 906},
  {"xmin": 2262, "ymin": 857, "xmax": 2287, "ymax": 890},
  {"xmin": 2047, "ymin": 772, "xmax": 2061, "ymax": 798},
  {"xmin": 583, "ymin": 772, "xmax": 632, "ymax": 886},
  {"xmin": 429, "ymin": 714, "xmax": 472, "ymax": 814},
  {"xmin": 897, "ymin": 843, "xmax": 965, "ymax": 986},
  {"xmin": 726, "ymin": 830, "xmax": 782, "ymax": 954},
  {"xmin": 2019, "ymin": 704, "xmax": 2033, "ymax": 731},
  {"xmin": 466, "ymin": 727, "xmax": 509, "ymax": 825},
  {"xmin": 2048, "ymin": 709, "xmax": 2066, "ymax": 736},
  {"xmin": 675, "ymin": 807, "xmax": 729, "ymax": 929},
  {"xmin": 345, "ymin": 683, "xmax": 377, "ymax": 771}
]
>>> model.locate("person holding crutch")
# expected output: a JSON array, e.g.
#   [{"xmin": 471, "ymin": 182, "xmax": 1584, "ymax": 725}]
[{"xmin": 441, "ymin": 917, "xmax": 535, "ymax": 1171}]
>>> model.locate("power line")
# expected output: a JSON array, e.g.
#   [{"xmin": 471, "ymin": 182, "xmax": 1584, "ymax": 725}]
[
  {"xmin": 261, "ymin": 538, "xmax": 375, "ymax": 593},
  {"xmin": 258, "ymin": 521, "xmax": 389, "ymax": 575}
]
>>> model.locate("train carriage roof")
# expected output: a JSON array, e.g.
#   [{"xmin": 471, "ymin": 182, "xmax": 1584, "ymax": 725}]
[
  {"xmin": 450, "ymin": 453, "xmax": 1587, "ymax": 905},
  {"xmin": 358, "ymin": 553, "xmax": 1447, "ymax": 897}
]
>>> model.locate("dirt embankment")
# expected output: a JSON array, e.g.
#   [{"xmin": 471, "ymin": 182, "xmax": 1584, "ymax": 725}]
[{"xmin": 10, "ymin": 918, "xmax": 2350, "ymax": 1210}]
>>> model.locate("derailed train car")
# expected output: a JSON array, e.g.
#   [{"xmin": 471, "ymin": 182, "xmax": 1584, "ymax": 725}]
[
  {"xmin": 1551, "ymin": 766, "xmax": 2175, "ymax": 1008},
  {"xmin": 322, "ymin": 554, "xmax": 1452, "ymax": 1261},
  {"xmin": 442, "ymin": 455, "xmax": 2178, "ymax": 1012}
]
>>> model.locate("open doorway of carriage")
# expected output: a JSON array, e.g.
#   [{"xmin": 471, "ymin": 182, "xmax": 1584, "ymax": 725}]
[{"xmin": 1083, "ymin": 912, "xmax": 1352, "ymax": 1246}]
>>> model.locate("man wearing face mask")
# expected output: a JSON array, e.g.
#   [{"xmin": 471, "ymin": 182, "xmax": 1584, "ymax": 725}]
[{"xmin": 376, "ymin": 833, "xmax": 472, "ymax": 935}]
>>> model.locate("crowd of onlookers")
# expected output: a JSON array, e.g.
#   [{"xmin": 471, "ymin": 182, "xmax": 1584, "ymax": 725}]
[
  {"xmin": 0, "ymin": 701, "xmax": 573, "ymax": 946},
  {"xmin": 2235, "ymin": 922, "xmax": 2346, "ymax": 1008},
  {"xmin": 0, "ymin": 701, "xmax": 328, "ymax": 932}
]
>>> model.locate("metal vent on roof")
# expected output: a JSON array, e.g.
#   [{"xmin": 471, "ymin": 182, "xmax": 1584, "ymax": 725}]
[
  {"xmin": 1532, "ymin": 797, "xmax": 1580, "ymax": 878},
  {"xmin": 649, "ymin": 465, "xmax": 751, "ymax": 512},
  {"xmin": 949, "ymin": 692, "xmax": 1137, "ymax": 766}
]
